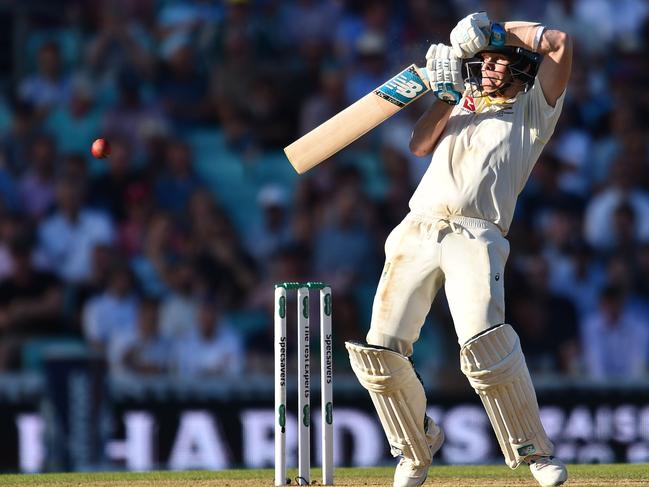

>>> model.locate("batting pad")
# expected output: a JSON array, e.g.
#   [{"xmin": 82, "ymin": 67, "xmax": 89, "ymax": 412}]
[
  {"xmin": 460, "ymin": 324, "xmax": 554, "ymax": 468},
  {"xmin": 346, "ymin": 341, "xmax": 433, "ymax": 466}
]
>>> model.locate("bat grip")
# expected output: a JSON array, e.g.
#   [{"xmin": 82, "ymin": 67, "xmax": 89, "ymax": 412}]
[{"xmin": 415, "ymin": 67, "xmax": 431, "ymax": 89}]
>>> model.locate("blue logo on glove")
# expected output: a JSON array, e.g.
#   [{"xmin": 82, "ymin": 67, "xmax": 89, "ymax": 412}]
[
  {"xmin": 433, "ymin": 82, "xmax": 461, "ymax": 105},
  {"xmin": 490, "ymin": 23, "xmax": 506, "ymax": 47}
]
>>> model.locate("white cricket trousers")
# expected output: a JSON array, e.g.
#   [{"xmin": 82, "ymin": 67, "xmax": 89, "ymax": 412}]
[{"xmin": 366, "ymin": 212, "xmax": 510, "ymax": 355}]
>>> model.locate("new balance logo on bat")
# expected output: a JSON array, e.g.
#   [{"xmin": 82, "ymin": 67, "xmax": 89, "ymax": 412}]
[
  {"xmin": 375, "ymin": 66, "xmax": 429, "ymax": 107},
  {"xmin": 390, "ymin": 77, "xmax": 423, "ymax": 98}
]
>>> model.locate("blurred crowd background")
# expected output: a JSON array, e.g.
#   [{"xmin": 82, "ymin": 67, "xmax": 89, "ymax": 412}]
[{"xmin": 0, "ymin": 0, "xmax": 648, "ymax": 386}]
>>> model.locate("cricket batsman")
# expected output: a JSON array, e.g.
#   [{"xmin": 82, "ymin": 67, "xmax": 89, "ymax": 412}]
[{"xmin": 345, "ymin": 11, "xmax": 572, "ymax": 487}]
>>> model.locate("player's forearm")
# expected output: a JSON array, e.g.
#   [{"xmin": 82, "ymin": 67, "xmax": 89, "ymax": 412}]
[
  {"xmin": 503, "ymin": 21, "xmax": 568, "ymax": 56},
  {"xmin": 504, "ymin": 21, "xmax": 572, "ymax": 105},
  {"xmin": 537, "ymin": 28, "xmax": 570, "ymax": 57},
  {"xmin": 409, "ymin": 101, "xmax": 453, "ymax": 157}
]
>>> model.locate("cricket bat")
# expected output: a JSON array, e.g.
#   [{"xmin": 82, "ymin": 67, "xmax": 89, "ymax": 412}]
[{"xmin": 284, "ymin": 64, "xmax": 430, "ymax": 174}]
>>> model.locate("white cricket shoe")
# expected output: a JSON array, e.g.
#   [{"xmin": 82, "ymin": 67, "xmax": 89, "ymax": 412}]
[
  {"xmin": 529, "ymin": 456, "xmax": 568, "ymax": 486},
  {"xmin": 393, "ymin": 418, "xmax": 444, "ymax": 487}
]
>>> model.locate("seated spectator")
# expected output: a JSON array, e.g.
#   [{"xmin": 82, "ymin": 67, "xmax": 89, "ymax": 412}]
[
  {"xmin": 68, "ymin": 243, "xmax": 117, "ymax": 331},
  {"xmin": 44, "ymin": 74, "xmax": 101, "ymax": 157},
  {"xmin": 581, "ymin": 285, "xmax": 649, "ymax": 381},
  {"xmin": 603, "ymin": 254, "xmax": 649, "ymax": 319},
  {"xmin": 539, "ymin": 206, "xmax": 607, "ymax": 319},
  {"xmin": 216, "ymin": 102, "xmax": 257, "ymax": 155},
  {"xmin": 313, "ymin": 179, "xmax": 379, "ymax": 292},
  {"xmin": 543, "ymin": 0, "xmax": 605, "ymax": 55},
  {"xmin": 89, "ymin": 137, "xmax": 147, "ymax": 221},
  {"xmin": 3, "ymin": 102, "xmax": 39, "ymax": 174},
  {"xmin": 508, "ymin": 254, "xmax": 580, "ymax": 374},
  {"xmin": 586, "ymin": 102, "xmax": 637, "ymax": 187},
  {"xmin": 19, "ymin": 134, "xmax": 57, "ymax": 220},
  {"xmin": 584, "ymin": 158, "xmax": 649, "ymax": 251},
  {"xmin": 101, "ymin": 68, "xmax": 168, "ymax": 157},
  {"xmin": 210, "ymin": 30, "xmax": 256, "ymax": 127},
  {"xmin": 344, "ymin": 32, "xmax": 389, "ymax": 105},
  {"xmin": 334, "ymin": 1, "xmax": 398, "ymax": 64},
  {"xmin": 173, "ymin": 297, "xmax": 244, "ymax": 378},
  {"xmin": 130, "ymin": 211, "xmax": 178, "ymax": 298},
  {"xmin": 82, "ymin": 263, "xmax": 139, "ymax": 368},
  {"xmin": 86, "ymin": 4, "xmax": 155, "ymax": 84},
  {"xmin": 153, "ymin": 140, "xmax": 202, "ymax": 215},
  {"xmin": 156, "ymin": 33, "xmax": 212, "ymax": 128},
  {"xmin": 18, "ymin": 41, "xmax": 70, "ymax": 114},
  {"xmin": 118, "ymin": 297, "xmax": 170, "ymax": 376},
  {"xmin": 299, "ymin": 66, "xmax": 346, "ymax": 135},
  {"xmin": 0, "ymin": 235, "xmax": 65, "ymax": 370},
  {"xmin": 248, "ymin": 75, "xmax": 295, "ymax": 150},
  {"xmin": 246, "ymin": 242, "xmax": 311, "ymax": 311},
  {"xmin": 549, "ymin": 241, "xmax": 607, "ymax": 320},
  {"xmin": 518, "ymin": 153, "xmax": 584, "ymax": 230},
  {"xmin": 377, "ymin": 145, "xmax": 414, "ymax": 233},
  {"xmin": 61, "ymin": 153, "xmax": 89, "ymax": 182},
  {"xmin": 157, "ymin": 0, "xmax": 221, "ymax": 42},
  {"xmin": 158, "ymin": 259, "xmax": 205, "ymax": 340},
  {"xmin": 280, "ymin": 0, "xmax": 340, "ymax": 47},
  {"xmin": 118, "ymin": 182, "xmax": 153, "ymax": 258},
  {"xmin": 36, "ymin": 177, "xmax": 115, "ymax": 284},
  {"xmin": 187, "ymin": 187, "xmax": 220, "ymax": 227},
  {"xmin": 540, "ymin": 205, "xmax": 583, "ymax": 264},
  {"xmin": 551, "ymin": 127, "xmax": 591, "ymax": 197},
  {"xmin": 246, "ymin": 184, "xmax": 293, "ymax": 273},
  {"xmin": 139, "ymin": 120, "xmax": 171, "ymax": 172},
  {"xmin": 188, "ymin": 190, "xmax": 257, "ymax": 308}
]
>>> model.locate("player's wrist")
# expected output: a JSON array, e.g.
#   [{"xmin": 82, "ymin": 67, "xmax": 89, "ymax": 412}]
[{"xmin": 502, "ymin": 21, "xmax": 546, "ymax": 52}]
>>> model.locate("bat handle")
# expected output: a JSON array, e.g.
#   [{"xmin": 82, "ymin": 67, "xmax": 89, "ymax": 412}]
[{"xmin": 415, "ymin": 66, "xmax": 431, "ymax": 89}]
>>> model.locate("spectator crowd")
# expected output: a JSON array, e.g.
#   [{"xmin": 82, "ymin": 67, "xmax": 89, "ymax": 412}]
[{"xmin": 0, "ymin": 0, "xmax": 649, "ymax": 385}]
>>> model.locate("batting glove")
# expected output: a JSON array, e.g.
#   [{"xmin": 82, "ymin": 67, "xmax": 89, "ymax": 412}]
[
  {"xmin": 450, "ymin": 11, "xmax": 491, "ymax": 59},
  {"xmin": 426, "ymin": 43, "xmax": 464, "ymax": 105}
]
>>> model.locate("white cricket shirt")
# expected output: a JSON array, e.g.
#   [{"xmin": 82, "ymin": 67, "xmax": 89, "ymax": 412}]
[{"xmin": 409, "ymin": 82, "xmax": 566, "ymax": 235}]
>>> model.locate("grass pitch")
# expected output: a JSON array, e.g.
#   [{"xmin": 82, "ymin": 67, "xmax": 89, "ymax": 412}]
[{"xmin": 0, "ymin": 465, "xmax": 646, "ymax": 486}]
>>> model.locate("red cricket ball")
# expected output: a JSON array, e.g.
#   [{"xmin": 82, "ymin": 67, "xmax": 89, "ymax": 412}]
[{"xmin": 91, "ymin": 138, "xmax": 111, "ymax": 159}]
